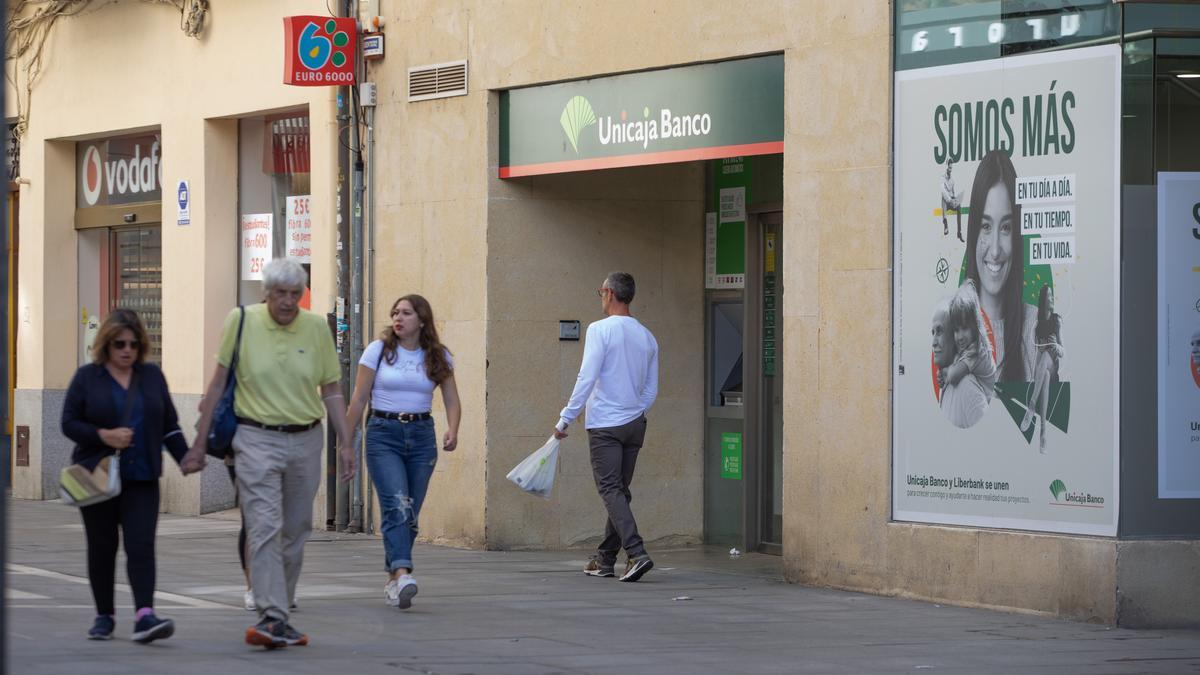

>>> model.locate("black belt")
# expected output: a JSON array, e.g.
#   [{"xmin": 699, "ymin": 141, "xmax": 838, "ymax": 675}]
[
  {"xmin": 236, "ymin": 417, "xmax": 321, "ymax": 433},
  {"xmin": 371, "ymin": 411, "xmax": 432, "ymax": 423}
]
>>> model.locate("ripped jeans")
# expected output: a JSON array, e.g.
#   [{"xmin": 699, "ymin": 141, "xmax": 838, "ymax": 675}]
[{"xmin": 365, "ymin": 415, "xmax": 438, "ymax": 573}]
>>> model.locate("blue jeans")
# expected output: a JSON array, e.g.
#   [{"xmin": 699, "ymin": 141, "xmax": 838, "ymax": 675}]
[{"xmin": 365, "ymin": 416, "xmax": 438, "ymax": 573}]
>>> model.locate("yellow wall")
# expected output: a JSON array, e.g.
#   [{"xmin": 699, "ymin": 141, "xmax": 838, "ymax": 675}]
[{"xmin": 9, "ymin": 0, "xmax": 337, "ymax": 512}]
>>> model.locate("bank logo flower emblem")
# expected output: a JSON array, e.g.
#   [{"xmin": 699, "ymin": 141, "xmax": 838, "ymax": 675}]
[
  {"xmin": 298, "ymin": 19, "xmax": 351, "ymax": 70},
  {"xmin": 560, "ymin": 96, "xmax": 597, "ymax": 154},
  {"xmin": 1049, "ymin": 479, "xmax": 1067, "ymax": 500}
]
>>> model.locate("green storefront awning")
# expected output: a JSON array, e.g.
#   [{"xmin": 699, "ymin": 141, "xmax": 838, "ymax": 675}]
[{"xmin": 499, "ymin": 55, "xmax": 784, "ymax": 178}]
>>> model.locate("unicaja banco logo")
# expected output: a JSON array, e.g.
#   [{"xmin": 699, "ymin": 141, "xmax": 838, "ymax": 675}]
[
  {"xmin": 1049, "ymin": 479, "xmax": 1067, "ymax": 500},
  {"xmin": 1050, "ymin": 478, "xmax": 1106, "ymax": 506},
  {"xmin": 559, "ymin": 95, "xmax": 714, "ymax": 154},
  {"xmin": 560, "ymin": 96, "xmax": 597, "ymax": 154}
]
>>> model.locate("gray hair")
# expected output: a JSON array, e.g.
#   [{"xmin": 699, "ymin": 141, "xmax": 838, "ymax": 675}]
[
  {"xmin": 262, "ymin": 258, "xmax": 308, "ymax": 292},
  {"xmin": 604, "ymin": 271, "xmax": 636, "ymax": 305}
]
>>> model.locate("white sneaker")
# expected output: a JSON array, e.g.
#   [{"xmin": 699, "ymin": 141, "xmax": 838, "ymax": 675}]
[
  {"xmin": 385, "ymin": 575, "xmax": 419, "ymax": 609},
  {"xmin": 243, "ymin": 589, "xmax": 255, "ymax": 612}
]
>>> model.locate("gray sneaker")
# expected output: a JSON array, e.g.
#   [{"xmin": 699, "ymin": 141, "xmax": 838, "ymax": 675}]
[
  {"xmin": 584, "ymin": 557, "xmax": 615, "ymax": 577},
  {"xmin": 619, "ymin": 554, "xmax": 654, "ymax": 582}
]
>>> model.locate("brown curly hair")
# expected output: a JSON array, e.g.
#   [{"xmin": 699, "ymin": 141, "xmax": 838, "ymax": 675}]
[
  {"xmin": 378, "ymin": 294, "xmax": 454, "ymax": 384},
  {"xmin": 91, "ymin": 308, "xmax": 150, "ymax": 365}
]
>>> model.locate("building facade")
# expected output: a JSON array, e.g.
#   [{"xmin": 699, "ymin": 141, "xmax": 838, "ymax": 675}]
[{"xmin": 6, "ymin": 0, "xmax": 1199, "ymax": 628}]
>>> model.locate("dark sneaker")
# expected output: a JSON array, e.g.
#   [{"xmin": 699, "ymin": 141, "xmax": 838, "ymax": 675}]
[
  {"xmin": 131, "ymin": 613, "xmax": 174, "ymax": 644},
  {"xmin": 87, "ymin": 615, "xmax": 115, "ymax": 641},
  {"xmin": 282, "ymin": 623, "xmax": 309, "ymax": 647},
  {"xmin": 245, "ymin": 617, "xmax": 287, "ymax": 649},
  {"xmin": 619, "ymin": 554, "xmax": 654, "ymax": 582},
  {"xmin": 583, "ymin": 557, "xmax": 615, "ymax": 578}
]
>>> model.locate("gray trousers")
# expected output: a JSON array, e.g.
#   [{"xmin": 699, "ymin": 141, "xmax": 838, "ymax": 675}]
[
  {"xmin": 233, "ymin": 423, "xmax": 323, "ymax": 622},
  {"xmin": 588, "ymin": 415, "xmax": 649, "ymax": 563}
]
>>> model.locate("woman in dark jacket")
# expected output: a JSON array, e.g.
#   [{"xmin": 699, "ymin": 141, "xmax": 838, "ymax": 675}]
[{"xmin": 61, "ymin": 309, "xmax": 190, "ymax": 643}]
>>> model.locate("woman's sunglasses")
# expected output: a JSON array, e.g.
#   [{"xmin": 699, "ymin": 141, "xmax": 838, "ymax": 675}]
[{"xmin": 112, "ymin": 339, "xmax": 140, "ymax": 351}]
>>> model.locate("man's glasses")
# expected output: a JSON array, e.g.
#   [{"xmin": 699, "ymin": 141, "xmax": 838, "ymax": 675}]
[
  {"xmin": 596, "ymin": 288, "xmax": 610, "ymax": 298},
  {"xmin": 112, "ymin": 340, "xmax": 140, "ymax": 351}
]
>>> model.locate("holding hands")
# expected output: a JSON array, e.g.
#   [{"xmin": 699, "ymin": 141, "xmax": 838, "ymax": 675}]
[{"xmin": 180, "ymin": 445, "xmax": 208, "ymax": 475}]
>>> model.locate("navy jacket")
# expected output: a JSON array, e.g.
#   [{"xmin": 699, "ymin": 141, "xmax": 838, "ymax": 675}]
[{"xmin": 62, "ymin": 362, "xmax": 189, "ymax": 474}]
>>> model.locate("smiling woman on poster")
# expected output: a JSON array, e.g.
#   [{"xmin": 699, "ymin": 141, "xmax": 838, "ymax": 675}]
[{"xmin": 964, "ymin": 150, "xmax": 1037, "ymax": 382}]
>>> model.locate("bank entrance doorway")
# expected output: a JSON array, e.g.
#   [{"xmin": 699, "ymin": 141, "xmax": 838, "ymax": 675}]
[{"xmin": 704, "ymin": 208, "xmax": 783, "ymax": 554}]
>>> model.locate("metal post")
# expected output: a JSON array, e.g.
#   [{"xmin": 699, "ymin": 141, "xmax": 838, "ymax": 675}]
[
  {"xmin": 346, "ymin": 5, "xmax": 367, "ymax": 532},
  {"xmin": 336, "ymin": 0, "xmax": 363, "ymax": 531},
  {"xmin": 331, "ymin": 77, "xmax": 352, "ymax": 531},
  {"xmin": 364, "ymin": 102, "xmax": 376, "ymax": 536},
  {"xmin": 347, "ymin": 154, "xmax": 365, "ymax": 533}
]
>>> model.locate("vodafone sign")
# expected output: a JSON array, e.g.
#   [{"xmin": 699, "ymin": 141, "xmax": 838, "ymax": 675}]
[{"xmin": 76, "ymin": 134, "xmax": 162, "ymax": 209}]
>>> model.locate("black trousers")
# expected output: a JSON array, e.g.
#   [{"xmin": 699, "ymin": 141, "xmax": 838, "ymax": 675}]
[
  {"xmin": 588, "ymin": 415, "xmax": 649, "ymax": 563},
  {"xmin": 79, "ymin": 479, "xmax": 160, "ymax": 615}
]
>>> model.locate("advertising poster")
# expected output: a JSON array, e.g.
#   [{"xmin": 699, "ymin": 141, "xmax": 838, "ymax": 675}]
[
  {"xmin": 707, "ymin": 157, "xmax": 747, "ymax": 289},
  {"xmin": 892, "ymin": 45, "xmax": 1120, "ymax": 536},
  {"xmin": 1157, "ymin": 172, "xmax": 1200, "ymax": 499},
  {"xmin": 285, "ymin": 195, "xmax": 313, "ymax": 263},
  {"xmin": 240, "ymin": 213, "xmax": 272, "ymax": 281}
]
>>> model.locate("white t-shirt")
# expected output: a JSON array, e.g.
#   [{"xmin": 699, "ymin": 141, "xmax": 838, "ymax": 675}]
[{"xmin": 359, "ymin": 339, "xmax": 452, "ymax": 413}]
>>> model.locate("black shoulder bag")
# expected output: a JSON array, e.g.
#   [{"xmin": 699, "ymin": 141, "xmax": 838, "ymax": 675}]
[{"xmin": 206, "ymin": 306, "xmax": 245, "ymax": 459}]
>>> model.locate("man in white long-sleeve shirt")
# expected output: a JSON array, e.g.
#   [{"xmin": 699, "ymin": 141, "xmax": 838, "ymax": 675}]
[{"xmin": 554, "ymin": 272, "xmax": 659, "ymax": 582}]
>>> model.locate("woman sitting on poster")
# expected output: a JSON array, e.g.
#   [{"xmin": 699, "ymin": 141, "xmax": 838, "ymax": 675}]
[
  {"xmin": 1021, "ymin": 284, "xmax": 1065, "ymax": 453},
  {"xmin": 964, "ymin": 150, "xmax": 1037, "ymax": 382}
]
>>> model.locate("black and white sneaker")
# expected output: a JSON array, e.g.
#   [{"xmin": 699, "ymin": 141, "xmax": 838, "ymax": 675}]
[
  {"xmin": 131, "ymin": 613, "xmax": 175, "ymax": 644},
  {"xmin": 87, "ymin": 615, "xmax": 115, "ymax": 640},
  {"xmin": 619, "ymin": 555, "xmax": 654, "ymax": 582}
]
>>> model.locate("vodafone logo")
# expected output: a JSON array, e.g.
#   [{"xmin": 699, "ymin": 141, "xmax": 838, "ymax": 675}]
[
  {"xmin": 76, "ymin": 135, "xmax": 162, "ymax": 208},
  {"xmin": 80, "ymin": 145, "xmax": 102, "ymax": 206}
]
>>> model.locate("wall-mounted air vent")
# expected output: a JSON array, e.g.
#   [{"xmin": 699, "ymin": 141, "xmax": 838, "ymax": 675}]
[{"xmin": 408, "ymin": 60, "xmax": 468, "ymax": 102}]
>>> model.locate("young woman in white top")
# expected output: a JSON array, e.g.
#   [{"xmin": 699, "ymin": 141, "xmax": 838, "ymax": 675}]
[{"xmin": 345, "ymin": 294, "xmax": 461, "ymax": 609}]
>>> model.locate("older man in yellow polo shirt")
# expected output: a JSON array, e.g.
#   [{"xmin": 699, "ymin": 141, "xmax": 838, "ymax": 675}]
[{"xmin": 184, "ymin": 258, "xmax": 353, "ymax": 650}]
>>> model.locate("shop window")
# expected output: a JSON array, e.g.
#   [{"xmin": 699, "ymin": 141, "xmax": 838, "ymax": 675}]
[{"xmin": 238, "ymin": 113, "xmax": 311, "ymax": 305}]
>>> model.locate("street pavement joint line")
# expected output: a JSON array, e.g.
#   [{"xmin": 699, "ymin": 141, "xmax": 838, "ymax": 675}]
[{"xmin": 8, "ymin": 563, "xmax": 228, "ymax": 608}]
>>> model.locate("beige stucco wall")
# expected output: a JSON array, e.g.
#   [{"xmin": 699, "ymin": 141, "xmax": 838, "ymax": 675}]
[
  {"xmin": 8, "ymin": 0, "xmax": 338, "ymax": 518},
  {"xmin": 10, "ymin": 0, "xmax": 1174, "ymax": 625},
  {"xmin": 368, "ymin": 0, "xmax": 1130, "ymax": 621}
]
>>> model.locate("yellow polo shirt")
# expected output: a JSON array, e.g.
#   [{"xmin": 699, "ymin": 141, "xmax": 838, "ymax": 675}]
[{"xmin": 217, "ymin": 303, "xmax": 340, "ymax": 426}]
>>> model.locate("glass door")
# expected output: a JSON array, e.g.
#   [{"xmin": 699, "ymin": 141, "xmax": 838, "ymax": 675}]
[{"xmin": 111, "ymin": 225, "xmax": 162, "ymax": 363}]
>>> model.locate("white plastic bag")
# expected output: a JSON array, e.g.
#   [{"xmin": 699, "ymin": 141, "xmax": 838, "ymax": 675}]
[{"xmin": 506, "ymin": 436, "xmax": 561, "ymax": 499}]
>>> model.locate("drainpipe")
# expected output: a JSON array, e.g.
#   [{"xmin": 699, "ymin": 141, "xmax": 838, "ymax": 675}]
[{"xmin": 364, "ymin": 101, "xmax": 376, "ymax": 536}]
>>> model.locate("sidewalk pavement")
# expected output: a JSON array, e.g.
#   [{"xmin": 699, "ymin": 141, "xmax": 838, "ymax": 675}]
[{"xmin": 5, "ymin": 498, "xmax": 1200, "ymax": 675}]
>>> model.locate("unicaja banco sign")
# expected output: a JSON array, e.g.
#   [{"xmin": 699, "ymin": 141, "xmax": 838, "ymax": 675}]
[
  {"xmin": 501, "ymin": 55, "xmax": 783, "ymax": 178},
  {"xmin": 76, "ymin": 134, "xmax": 162, "ymax": 209},
  {"xmin": 283, "ymin": 16, "xmax": 357, "ymax": 86},
  {"xmin": 560, "ymin": 96, "xmax": 714, "ymax": 154}
]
